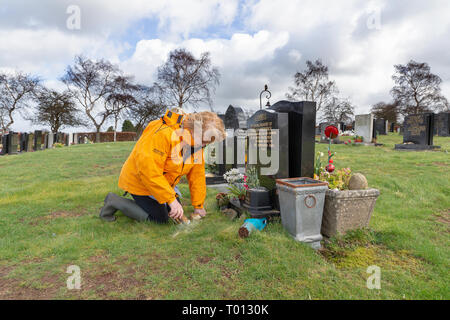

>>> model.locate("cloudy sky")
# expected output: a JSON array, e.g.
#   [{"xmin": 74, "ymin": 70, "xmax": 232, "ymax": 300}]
[{"xmin": 1, "ymin": 0, "xmax": 450, "ymax": 132}]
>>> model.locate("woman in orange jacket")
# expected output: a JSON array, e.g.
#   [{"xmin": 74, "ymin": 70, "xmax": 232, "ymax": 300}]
[{"xmin": 99, "ymin": 108, "xmax": 225, "ymax": 223}]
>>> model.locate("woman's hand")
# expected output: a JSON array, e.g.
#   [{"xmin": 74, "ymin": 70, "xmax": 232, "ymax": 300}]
[
  {"xmin": 168, "ymin": 199, "xmax": 184, "ymax": 220},
  {"xmin": 194, "ymin": 208, "xmax": 207, "ymax": 217}
]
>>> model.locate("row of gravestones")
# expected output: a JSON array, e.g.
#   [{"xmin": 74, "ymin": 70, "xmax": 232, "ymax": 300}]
[
  {"xmin": 209, "ymin": 101, "xmax": 316, "ymax": 204},
  {"xmin": 0, "ymin": 131, "xmax": 76, "ymax": 155}
]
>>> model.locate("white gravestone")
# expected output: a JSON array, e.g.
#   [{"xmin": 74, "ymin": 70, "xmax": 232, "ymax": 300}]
[{"xmin": 355, "ymin": 114, "xmax": 374, "ymax": 144}]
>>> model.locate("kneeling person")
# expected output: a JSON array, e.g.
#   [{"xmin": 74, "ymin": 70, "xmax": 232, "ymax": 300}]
[{"xmin": 99, "ymin": 108, "xmax": 225, "ymax": 223}]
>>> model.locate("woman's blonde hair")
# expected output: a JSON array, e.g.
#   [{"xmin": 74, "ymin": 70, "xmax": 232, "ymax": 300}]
[{"xmin": 183, "ymin": 111, "xmax": 226, "ymax": 144}]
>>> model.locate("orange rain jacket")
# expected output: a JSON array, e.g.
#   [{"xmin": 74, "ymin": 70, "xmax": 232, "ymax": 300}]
[{"xmin": 118, "ymin": 110, "xmax": 206, "ymax": 209}]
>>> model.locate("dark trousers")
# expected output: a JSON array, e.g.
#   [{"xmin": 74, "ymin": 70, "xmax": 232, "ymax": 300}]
[{"xmin": 131, "ymin": 194, "xmax": 178, "ymax": 224}]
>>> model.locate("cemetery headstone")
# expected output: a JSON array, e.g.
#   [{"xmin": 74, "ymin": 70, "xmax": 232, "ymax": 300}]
[
  {"xmin": 395, "ymin": 113, "xmax": 439, "ymax": 150},
  {"xmin": 34, "ymin": 131, "xmax": 42, "ymax": 151},
  {"xmin": 355, "ymin": 114, "xmax": 375, "ymax": 144},
  {"xmin": 20, "ymin": 133, "xmax": 28, "ymax": 152},
  {"xmin": 47, "ymin": 133, "xmax": 54, "ymax": 148},
  {"xmin": 8, "ymin": 132, "xmax": 19, "ymax": 155},
  {"xmin": 224, "ymin": 105, "xmax": 247, "ymax": 129},
  {"xmin": 435, "ymin": 112, "xmax": 450, "ymax": 137},
  {"xmin": 375, "ymin": 118, "xmax": 387, "ymax": 135},
  {"xmin": 224, "ymin": 105, "xmax": 248, "ymax": 172},
  {"xmin": 27, "ymin": 133, "xmax": 34, "ymax": 151},
  {"xmin": 247, "ymin": 108, "xmax": 289, "ymax": 191},
  {"xmin": 269, "ymin": 100, "xmax": 316, "ymax": 179},
  {"xmin": 0, "ymin": 134, "xmax": 8, "ymax": 155}
]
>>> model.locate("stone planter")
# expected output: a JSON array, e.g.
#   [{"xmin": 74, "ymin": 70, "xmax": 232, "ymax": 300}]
[
  {"xmin": 276, "ymin": 177, "xmax": 328, "ymax": 249},
  {"xmin": 321, "ymin": 188, "xmax": 380, "ymax": 238}
]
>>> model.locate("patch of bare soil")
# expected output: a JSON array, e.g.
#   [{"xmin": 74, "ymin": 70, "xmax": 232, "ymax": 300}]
[
  {"xmin": 0, "ymin": 265, "xmax": 61, "ymax": 300},
  {"xmin": 433, "ymin": 209, "xmax": 450, "ymax": 230},
  {"xmin": 433, "ymin": 162, "xmax": 449, "ymax": 167}
]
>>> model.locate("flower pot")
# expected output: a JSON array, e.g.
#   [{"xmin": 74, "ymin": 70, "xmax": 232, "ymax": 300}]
[
  {"xmin": 276, "ymin": 177, "xmax": 329, "ymax": 249},
  {"xmin": 321, "ymin": 188, "xmax": 380, "ymax": 238},
  {"xmin": 243, "ymin": 187, "xmax": 272, "ymax": 213}
]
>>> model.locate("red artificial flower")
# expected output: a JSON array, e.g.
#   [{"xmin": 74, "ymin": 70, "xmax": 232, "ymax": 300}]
[
  {"xmin": 326, "ymin": 164, "xmax": 335, "ymax": 173},
  {"xmin": 324, "ymin": 125, "xmax": 339, "ymax": 139},
  {"xmin": 244, "ymin": 184, "xmax": 249, "ymax": 190}
]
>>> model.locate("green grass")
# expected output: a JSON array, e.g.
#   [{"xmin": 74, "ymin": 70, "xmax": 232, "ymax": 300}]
[{"xmin": 0, "ymin": 133, "xmax": 449, "ymax": 299}]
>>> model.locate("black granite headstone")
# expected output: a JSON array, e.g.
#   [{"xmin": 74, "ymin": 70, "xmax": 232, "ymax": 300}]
[
  {"xmin": 20, "ymin": 133, "xmax": 28, "ymax": 152},
  {"xmin": 375, "ymin": 118, "xmax": 387, "ymax": 135},
  {"xmin": 224, "ymin": 105, "xmax": 247, "ymax": 129},
  {"xmin": 247, "ymin": 109, "xmax": 289, "ymax": 191},
  {"xmin": 395, "ymin": 113, "xmax": 439, "ymax": 150},
  {"xmin": 269, "ymin": 100, "xmax": 316, "ymax": 179},
  {"xmin": 435, "ymin": 112, "xmax": 449, "ymax": 137}
]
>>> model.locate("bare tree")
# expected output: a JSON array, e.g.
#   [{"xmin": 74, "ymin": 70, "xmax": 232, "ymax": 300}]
[
  {"xmin": 371, "ymin": 101, "xmax": 399, "ymax": 123},
  {"xmin": 391, "ymin": 60, "xmax": 445, "ymax": 115},
  {"xmin": 128, "ymin": 85, "xmax": 165, "ymax": 136},
  {"xmin": 61, "ymin": 56, "xmax": 122, "ymax": 139},
  {"xmin": 154, "ymin": 48, "xmax": 220, "ymax": 111},
  {"xmin": 286, "ymin": 59, "xmax": 338, "ymax": 113},
  {"xmin": 0, "ymin": 72, "xmax": 40, "ymax": 131},
  {"xmin": 105, "ymin": 76, "xmax": 139, "ymax": 142},
  {"xmin": 29, "ymin": 88, "xmax": 84, "ymax": 132},
  {"xmin": 321, "ymin": 97, "xmax": 354, "ymax": 124}
]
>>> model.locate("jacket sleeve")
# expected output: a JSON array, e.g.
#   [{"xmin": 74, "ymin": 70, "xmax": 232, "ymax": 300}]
[
  {"xmin": 134, "ymin": 131, "xmax": 177, "ymax": 205},
  {"xmin": 186, "ymin": 155, "xmax": 206, "ymax": 209}
]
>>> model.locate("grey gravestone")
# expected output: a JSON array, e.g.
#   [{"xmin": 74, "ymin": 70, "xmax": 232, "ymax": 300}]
[
  {"xmin": 73, "ymin": 133, "xmax": 78, "ymax": 145},
  {"xmin": 435, "ymin": 112, "xmax": 449, "ymax": 137},
  {"xmin": 47, "ymin": 133, "xmax": 54, "ymax": 148},
  {"xmin": 355, "ymin": 114, "xmax": 374, "ymax": 143},
  {"xmin": 395, "ymin": 113, "xmax": 439, "ymax": 150}
]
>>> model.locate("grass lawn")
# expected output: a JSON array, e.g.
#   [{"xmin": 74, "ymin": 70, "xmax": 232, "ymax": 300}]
[{"xmin": 0, "ymin": 133, "xmax": 449, "ymax": 299}]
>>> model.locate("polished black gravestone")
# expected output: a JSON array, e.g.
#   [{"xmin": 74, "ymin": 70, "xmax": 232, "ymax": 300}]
[
  {"xmin": 247, "ymin": 108, "xmax": 289, "ymax": 191},
  {"xmin": 435, "ymin": 112, "xmax": 449, "ymax": 137},
  {"xmin": 395, "ymin": 113, "xmax": 439, "ymax": 150},
  {"xmin": 269, "ymin": 100, "xmax": 316, "ymax": 178}
]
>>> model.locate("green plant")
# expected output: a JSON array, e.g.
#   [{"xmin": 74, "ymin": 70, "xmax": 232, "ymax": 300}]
[
  {"xmin": 227, "ymin": 183, "xmax": 246, "ymax": 201},
  {"xmin": 53, "ymin": 142, "xmax": 64, "ymax": 148},
  {"xmin": 244, "ymin": 165, "xmax": 260, "ymax": 189},
  {"xmin": 317, "ymin": 167, "xmax": 352, "ymax": 190}
]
